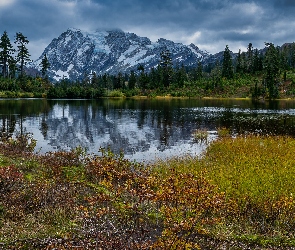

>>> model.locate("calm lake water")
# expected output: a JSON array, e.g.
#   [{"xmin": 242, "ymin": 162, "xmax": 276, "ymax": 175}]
[{"xmin": 1, "ymin": 98, "xmax": 295, "ymax": 162}]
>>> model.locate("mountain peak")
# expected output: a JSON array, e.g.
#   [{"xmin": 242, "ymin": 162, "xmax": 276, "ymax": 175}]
[
  {"xmin": 106, "ymin": 28, "xmax": 124, "ymax": 33},
  {"xmin": 31, "ymin": 28, "xmax": 211, "ymax": 81},
  {"xmin": 68, "ymin": 27, "xmax": 81, "ymax": 32}
]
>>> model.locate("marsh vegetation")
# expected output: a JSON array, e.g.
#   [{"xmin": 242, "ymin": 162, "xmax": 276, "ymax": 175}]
[{"xmin": 1, "ymin": 132, "xmax": 295, "ymax": 249}]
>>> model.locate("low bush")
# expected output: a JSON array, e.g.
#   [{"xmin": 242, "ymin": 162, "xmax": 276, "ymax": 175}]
[{"xmin": 107, "ymin": 89, "xmax": 125, "ymax": 98}]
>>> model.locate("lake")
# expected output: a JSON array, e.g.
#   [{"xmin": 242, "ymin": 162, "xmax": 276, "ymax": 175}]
[{"xmin": 1, "ymin": 98, "xmax": 295, "ymax": 162}]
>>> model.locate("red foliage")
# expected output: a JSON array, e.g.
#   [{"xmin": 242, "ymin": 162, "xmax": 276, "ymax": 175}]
[{"xmin": 0, "ymin": 165, "xmax": 23, "ymax": 193}]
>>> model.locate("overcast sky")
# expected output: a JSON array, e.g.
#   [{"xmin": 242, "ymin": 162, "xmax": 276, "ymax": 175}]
[{"xmin": 1, "ymin": 0, "xmax": 295, "ymax": 60}]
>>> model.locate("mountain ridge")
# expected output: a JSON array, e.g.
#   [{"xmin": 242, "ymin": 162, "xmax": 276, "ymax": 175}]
[{"xmin": 30, "ymin": 28, "xmax": 212, "ymax": 81}]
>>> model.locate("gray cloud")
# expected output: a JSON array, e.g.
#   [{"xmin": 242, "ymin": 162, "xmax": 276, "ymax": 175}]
[{"xmin": 1, "ymin": 0, "xmax": 295, "ymax": 60}]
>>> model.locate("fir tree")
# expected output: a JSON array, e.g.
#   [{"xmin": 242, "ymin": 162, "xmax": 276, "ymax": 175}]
[
  {"xmin": 196, "ymin": 61, "xmax": 203, "ymax": 80},
  {"xmin": 128, "ymin": 70, "xmax": 136, "ymax": 89},
  {"xmin": 40, "ymin": 54, "xmax": 50, "ymax": 78},
  {"xmin": 236, "ymin": 49, "xmax": 243, "ymax": 74},
  {"xmin": 172, "ymin": 64, "xmax": 185, "ymax": 87},
  {"xmin": 15, "ymin": 32, "xmax": 31, "ymax": 77},
  {"xmin": 148, "ymin": 67, "xmax": 160, "ymax": 89},
  {"xmin": 247, "ymin": 43, "xmax": 253, "ymax": 73},
  {"xmin": 159, "ymin": 49, "xmax": 173, "ymax": 87},
  {"xmin": 291, "ymin": 43, "xmax": 295, "ymax": 68},
  {"xmin": 253, "ymin": 48, "xmax": 263, "ymax": 72},
  {"xmin": 0, "ymin": 31, "xmax": 15, "ymax": 78},
  {"xmin": 279, "ymin": 46, "xmax": 289, "ymax": 72},
  {"xmin": 91, "ymin": 72, "xmax": 98, "ymax": 87},
  {"xmin": 137, "ymin": 65, "xmax": 148, "ymax": 90},
  {"xmin": 221, "ymin": 45, "xmax": 233, "ymax": 79},
  {"xmin": 114, "ymin": 72, "xmax": 124, "ymax": 89},
  {"xmin": 263, "ymin": 43, "xmax": 280, "ymax": 98},
  {"xmin": 8, "ymin": 57, "xmax": 17, "ymax": 79}
]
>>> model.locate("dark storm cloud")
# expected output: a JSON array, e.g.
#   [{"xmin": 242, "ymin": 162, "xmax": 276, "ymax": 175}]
[
  {"xmin": 1, "ymin": 0, "xmax": 71, "ymax": 38},
  {"xmin": 274, "ymin": 0, "xmax": 295, "ymax": 7},
  {"xmin": 1, "ymin": 0, "xmax": 295, "ymax": 59}
]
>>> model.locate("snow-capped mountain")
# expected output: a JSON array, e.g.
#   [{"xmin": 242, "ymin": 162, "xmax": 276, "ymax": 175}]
[{"xmin": 32, "ymin": 28, "xmax": 211, "ymax": 81}]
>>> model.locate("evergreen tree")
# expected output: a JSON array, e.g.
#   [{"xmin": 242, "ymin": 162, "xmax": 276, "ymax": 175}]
[
  {"xmin": 40, "ymin": 54, "xmax": 50, "ymax": 78},
  {"xmin": 102, "ymin": 73, "xmax": 111, "ymax": 89},
  {"xmin": 148, "ymin": 67, "xmax": 160, "ymax": 89},
  {"xmin": 15, "ymin": 32, "xmax": 31, "ymax": 77},
  {"xmin": 253, "ymin": 48, "xmax": 263, "ymax": 73},
  {"xmin": 90, "ymin": 72, "xmax": 98, "ymax": 87},
  {"xmin": 211, "ymin": 61, "xmax": 222, "ymax": 88},
  {"xmin": 0, "ymin": 31, "xmax": 15, "ymax": 78},
  {"xmin": 172, "ymin": 64, "xmax": 187, "ymax": 88},
  {"xmin": 263, "ymin": 43, "xmax": 280, "ymax": 98},
  {"xmin": 114, "ymin": 72, "xmax": 124, "ymax": 89},
  {"xmin": 137, "ymin": 64, "xmax": 145, "ymax": 73},
  {"xmin": 247, "ymin": 43, "xmax": 253, "ymax": 73},
  {"xmin": 236, "ymin": 49, "xmax": 243, "ymax": 74},
  {"xmin": 136, "ymin": 64, "xmax": 145, "ymax": 89},
  {"xmin": 291, "ymin": 43, "xmax": 295, "ymax": 69},
  {"xmin": 128, "ymin": 70, "xmax": 136, "ymax": 89},
  {"xmin": 137, "ymin": 65, "xmax": 148, "ymax": 90},
  {"xmin": 196, "ymin": 61, "xmax": 203, "ymax": 80},
  {"xmin": 241, "ymin": 52, "xmax": 247, "ymax": 73},
  {"xmin": 279, "ymin": 46, "xmax": 289, "ymax": 72},
  {"xmin": 8, "ymin": 57, "xmax": 17, "ymax": 79},
  {"xmin": 159, "ymin": 49, "xmax": 173, "ymax": 87},
  {"xmin": 221, "ymin": 45, "xmax": 233, "ymax": 79}
]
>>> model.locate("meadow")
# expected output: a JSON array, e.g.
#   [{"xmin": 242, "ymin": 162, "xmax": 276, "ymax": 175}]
[{"xmin": 0, "ymin": 132, "xmax": 295, "ymax": 249}]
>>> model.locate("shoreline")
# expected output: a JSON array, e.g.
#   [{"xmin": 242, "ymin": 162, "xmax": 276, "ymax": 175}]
[{"xmin": 0, "ymin": 91, "xmax": 295, "ymax": 100}]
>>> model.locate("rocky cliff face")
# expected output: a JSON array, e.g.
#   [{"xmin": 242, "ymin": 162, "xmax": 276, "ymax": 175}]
[{"xmin": 31, "ymin": 28, "xmax": 212, "ymax": 81}]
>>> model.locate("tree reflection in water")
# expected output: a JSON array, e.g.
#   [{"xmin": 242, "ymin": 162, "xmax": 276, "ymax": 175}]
[{"xmin": 1, "ymin": 98, "xmax": 295, "ymax": 162}]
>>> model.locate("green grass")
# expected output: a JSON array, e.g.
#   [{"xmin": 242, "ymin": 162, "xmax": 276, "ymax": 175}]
[
  {"xmin": 151, "ymin": 135, "xmax": 295, "ymax": 247},
  {"xmin": 202, "ymin": 136, "xmax": 295, "ymax": 201},
  {"xmin": 162, "ymin": 136, "xmax": 295, "ymax": 202}
]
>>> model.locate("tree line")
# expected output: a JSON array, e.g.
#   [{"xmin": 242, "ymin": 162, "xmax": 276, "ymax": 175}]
[
  {"xmin": 0, "ymin": 31, "xmax": 50, "ymax": 94},
  {"xmin": 221, "ymin": 42, "xmax": 295, "ymax": 98},
  {"xmin": 1, "ymin": 30, "xmax": 295, "ymax": 99}
]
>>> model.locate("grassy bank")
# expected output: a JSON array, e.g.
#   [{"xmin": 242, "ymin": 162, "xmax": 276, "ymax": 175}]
[
  {"xmin": 0, "ymin": 134, "xmax": 295, "ymax": 249},
  {"xmin": 0, "ymin": 91, "xmax": 45, "ymax": 98}
]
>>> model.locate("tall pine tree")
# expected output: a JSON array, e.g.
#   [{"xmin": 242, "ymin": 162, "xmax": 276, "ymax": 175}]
[
  {"xmin": 196, "ymin": 61, "xmax": 203, "ymax": 80},
  {"xmin": 236, "ymin": 49, "xmax": 243, "ymax": 74},
  {"xmin": 0, "ymin": 31, "xmax": 15, "ymax": 78},
  {"xmin": 15, "ymin": 32, "xmax": 31, "ymax": 77},
  {"xmin": 40, "ymin": 54, "xmax": 50, "ymax": 78},
  {"xmin": 159, "ymin": 49, "xmax": 173, "ymax": 87},
  {"xmin": 222, "ymin": 45, "xmax": 233, "ymax": 79},
  {"xmin": 263, "ymin": 43, "xmax": 280, "ymax": 99},
  {"xmin": 128, "ymin": 70, "xmax": 136, "ymax": 89},
  {"xmin": 247, "ymin": 43, "xmax": 253, "ymax": 73},
  {"xmin": 253, "ymin": 48, "xmax": 263, "ymax": 73}
]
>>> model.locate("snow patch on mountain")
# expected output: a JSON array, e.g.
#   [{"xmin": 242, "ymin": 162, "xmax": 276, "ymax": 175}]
[
  {"xmin": 85, "ymin": 30, "xmax": 111, "ymax": 54},
  {"xmin": 53, "ymin": 64, "xmax": 75, "ymax": 81},
  {"xmin": 54, "ymin": 69, "xmax": 69, "ymax": 81}
]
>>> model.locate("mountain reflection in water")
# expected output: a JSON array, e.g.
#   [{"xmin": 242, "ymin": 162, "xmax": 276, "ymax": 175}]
[{"xmin": 1, "ymin": 98, "xmax": 295, "ymax": 162}]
